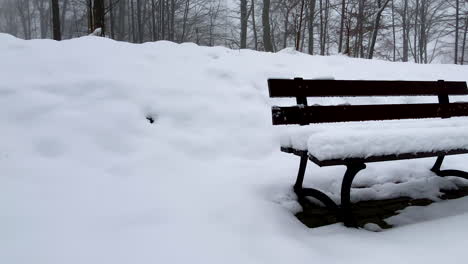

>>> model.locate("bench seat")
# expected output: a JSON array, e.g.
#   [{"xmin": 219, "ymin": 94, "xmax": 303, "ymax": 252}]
[{"xmin": 280, "ymin": 118, "xmax": 468, "ymax": 166}]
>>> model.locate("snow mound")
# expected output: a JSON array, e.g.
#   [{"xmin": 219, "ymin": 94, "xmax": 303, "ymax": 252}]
[{"xmin": 2, "ymin": 33, "xmax": 468, "ymax": 264}]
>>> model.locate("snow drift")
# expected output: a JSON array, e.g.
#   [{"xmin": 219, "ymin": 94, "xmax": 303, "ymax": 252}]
[{"xmin": 2, "ymin": 33, "xmax": 468, "ymax": 264}]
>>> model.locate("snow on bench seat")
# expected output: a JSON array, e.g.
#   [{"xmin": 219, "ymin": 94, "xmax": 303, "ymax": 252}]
[{"xmin": 279, "ymin": 118, "xmax": 468, "ymax": 161}]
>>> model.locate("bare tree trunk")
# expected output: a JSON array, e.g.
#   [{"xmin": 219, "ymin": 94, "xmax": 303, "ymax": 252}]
[
  {"xmin": 262, "ymin": 0, "xmax": 273, "ymax": 51},
  {"xmin": 109, "ymin": 0, "xmax": 115, "ymax": 39},
  {"xmin": 60, "ymin": 0, "xmax": 69, "ymax": 36},
  {"xmin": 308, "ymin": 0, "xmax": 316, "ymax": 54},
  {"xmin": 93, "ymin": 0, "xmax": 105, "ymax": 36},
  {"xmin": 319, "ymin": 0, "xmax": 324, "ymax": 55},
  {"xmin": 368, "ymin": 0, "xmax": 391, "ymax": 59},
  {"xmin": 170, "ymin": 0, "xmax": 175, "ymax": 41},
  {"xmin": 355, "ymin": 0, "xmax": 364, "ymax": 57},
  {"xmin": 419, "ymin": 0, "xmax": 426, "ymax": 63},
  {"xmin": 338, "ymin": 0, "xmax": 346, "ymax": 53},
  {"xmin": 391, "ymin": 0, "xmax": 396, "ymax": 61},
  {"xmin": 455, "ymin": 0, "xmax": 459, "ymax": 64},
  {"xmin": 51, "ymin": 0, "xmax": 61, "ymax": 40},
  {"xmin": 136, "ymin": 0, "xmax": 142, "ymax": 42},
  {"xmin": 131, "ymin": 0, "xmax": 136, "ymax": 41},
  {"xmin": 413, "ymin": 0, "xmax": 419, "ymax": 62},
  {"xmin": 161, "ymin": 0, "xmax": 165, "ymax": 39},
  {"xmin": 322, "ymin": 0, "xmax": 329, "ymax": 55},
  {"xmin": 461, "ymin": 15, "xmax": 468, "ymax": 65},
  {"xmin": 251, "ymin": 0, "xmax": 258, "ymax": 50},
  {"xmin": 402, "ymin": 0, "xmax": 409, "ymax": 61},
  {"xmin": 240, "ymin": 0, "xmax": 248, "ymax": 48},
  {"xmin": 117, "ymin": 0, "xmax": 126, "ymax": 40},
  {"xmin": 295, "ymin": 0, "xmax": 305, "ymax": 50},
  {"xmin": 181, "ymin": 0, "xmax": 189, "ymax": 42},
  {"xmin": 152, "ymin": 0, "xmax": 158, "ymax": 41},
  {"xmin": 283, "ymin": 10, "xmax": 289, "ymax": 49},
  {"xmin": 166, "ymin": 0, "xmax": 170, "ymax": 40},
  {"xmin": 88, "ymin": 0, "xmax": 93, "ymax": 33}
]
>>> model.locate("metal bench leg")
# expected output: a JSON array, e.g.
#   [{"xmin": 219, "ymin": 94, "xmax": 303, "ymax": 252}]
[
  {"xmin": 431, "ymin": 155, "xmax": 468, "ymax": 179},
  {"xmin": 294, "ymin": 154, "xmax": 339, "ymax": 211},
  {"xmin": 341, "ymin": 163, "xmax": 367, "ymax": 227}
]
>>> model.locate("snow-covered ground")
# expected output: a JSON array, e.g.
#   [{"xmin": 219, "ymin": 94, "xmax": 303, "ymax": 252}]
[{"xmin": 2, "ymin": 33, "xmax": 468, "ymax": 264}]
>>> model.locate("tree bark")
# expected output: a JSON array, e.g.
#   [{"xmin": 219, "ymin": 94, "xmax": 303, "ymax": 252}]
[
  {"xmin": 109, "ymin": 0, "xmax": 115, "ymax": 39},
  {"xmin": 402, "ymin": 0, "xmax": 409, "ymax": 61},
  {"xmin": 295, "ymin": 0, "xmax": 305, "ymax": 51},
  {"xmin": 251, "ymin": 0, "xmax": 258, "ymax": 50},
  {"xmin": 93, "ymin": 0, "xmax": 105, "ymax": 36},
  {"xmin": 338, "ymin": 0, "xmax": 346, "ymax": 53},
  {"xmin": 262, "ymin": 0, "xmax": 273, "ymax": 51},
  {"xmin": 308, "ymin": 0, "xmax": 316, "ymax": 54},
  {"xmin": 240, "ymin": 0, "xmax": 248, "ymax": 48},
  {"xmin": 136, "ymin": 0, "xmax": 143, "ymax": 42},
  {"xmin": 368, "ymin": 0, "xmax": 391, "ymax": 59},
  {"xmin": 391, "ymin": 0, "xmax": 396, "ymax": 61},
  {"xmin": 461, "ymin": 15, "xmax": 468, "ymax": 65},
  {"xmin": 455, "ymin": 0, "xmax": 459, "ymax": 64},
  {"xmin": 413, "ymin": 0, "xmax": 419, "ymax": 62},
  {"xmin": 51, "ymin": 0, "xmax": 61, "ymax": 40}
]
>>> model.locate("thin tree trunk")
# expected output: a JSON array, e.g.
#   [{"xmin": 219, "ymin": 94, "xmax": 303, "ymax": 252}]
[
  {"xmin": 161, "ymin": 0, "xmax": 165, "ymax": 39},
  {"xmin": 322, "ymin": 0, "xmax": 329, "ymax": 55},
  {"xmin": 181, "ymin": 0, "xmax": 189, "ymax": 42},
  {"xmin": 338, "ymin": 0, "xmax": 346, "ymax": 53},
  {"xmin": 296, "ymin": 0, "xmax": 305, "ymax": 50},
  {"xmin": 461, "ymin": 16, "xmax": 468, "ymax": 65},
  {"xmin": 51, "ymin": 0, "xmax": 61, "ymax": 40},
  {"xmin": 88, "ymin": 0, "xmax": 93, "ymax": 33},
  {"xmin": 61, "ymin": 0, "xmax": 69, "ymax": 36},
  {"xmin": 368, "ymin": 0, "xmax": 390, "ymax": 59},
  {"xmin": 262, "ymin": 0, "xmax": 273, "ymax": 51},
  {"xmin": 413, "ymin": 0, "xmax": 419, "ymax": 62},
  {"xmin": 109, "ymin": 0, "xmax": 115, "ymax": 39},
  {"xmin": 419, "ymin": 0, "xmax": 426, "ymax": 63},
  {"xmin": 152, "ymin": 0, "xmax": 157, "ymax": 41},
  {"xmin": 251, "ymin": 0, "xmax": 258, "ymax": 50},
  {"xmin": 391, "ymin": 0, "xmax": 396, "ymax": 61},
  {"xmin": 402, "ymin": 0, "xmax": 408, "ymax": 61},
  {"xmin": 117, "ymin": 0, "xmax": 126, "ymax": 40},
  {"xmin": 355, "ymin": 0, "xmax": 364, "ymax": 57},
  {"xmin": 240, "ymin": 0, "xmax": 248, "ymax": 48},
  {"xmin": 131, "ymin": 0, "xmax": 136, "ymax": 41},
  {"xmin": 136, "ymin": 0, "xmax": 143, "ymax": 42},
  {"xmin": 319, "ymin": 0, "xmax": 324, "ymax": 55},
  {"xmin": 308, "ymin": 0, "xmax": 316, "ymax": 54},
  {"xmin": 455, "ymin": 0, "xmax": 459, "ymax": 64},
  {"xmin": 170, "ymin": 0, "xmax": 175, "ymax": 41},
  {"xmin": 93, "ymin": 0, "xmax": 105, "ymax": 36}
]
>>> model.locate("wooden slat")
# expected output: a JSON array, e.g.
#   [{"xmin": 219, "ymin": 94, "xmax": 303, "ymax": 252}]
[
  {"xmin": 272, "ymin": 102, "xmax": 468, "ymax": 125},
  {"xmin": 280, "ymin": 147, "xmax": 468, "ymax": 167},
  {"xmin": 268, "ymin": 79, "xmax": 468, "ymax": 97}
]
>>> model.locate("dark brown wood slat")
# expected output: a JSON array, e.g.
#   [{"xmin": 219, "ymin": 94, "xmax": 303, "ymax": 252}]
[
  {"xmin": 280, "ymin": 147, "xmax": 468, "ymax": 167},
  {"xmin": 268, "ymin": 79, "xmax": 468, "ymax": 97},
  {"xmin": 272, "ymin": 102, "xmax": 468, "ymax": 125}
]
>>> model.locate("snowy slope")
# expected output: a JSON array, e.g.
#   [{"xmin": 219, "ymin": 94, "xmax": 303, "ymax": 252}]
[{"xmin": 2, "ymin": 33, "xmax": 468, "ymax": 264}]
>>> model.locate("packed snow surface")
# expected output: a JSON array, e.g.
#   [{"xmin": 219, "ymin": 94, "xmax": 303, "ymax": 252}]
[
  {"xmin": 280, "ymin": 118, "xmax": 468, "ymax": 160},
  {"xmin": 2, "ymin": 33, "xmax": 468, "ymax": 264}
]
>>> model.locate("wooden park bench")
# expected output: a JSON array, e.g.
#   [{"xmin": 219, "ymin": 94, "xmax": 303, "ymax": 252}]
[{"xmin": 268, "ymin": 78, "xmax": 468, "ymax": 227}]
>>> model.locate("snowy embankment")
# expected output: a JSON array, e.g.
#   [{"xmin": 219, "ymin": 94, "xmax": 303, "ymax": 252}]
[{"xmin": 2, "ymin": 33, "xmax": 468, "ymax": 264}]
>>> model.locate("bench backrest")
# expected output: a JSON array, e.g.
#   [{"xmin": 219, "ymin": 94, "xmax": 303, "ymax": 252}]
[{"xmin": 268, "ymin": 78, "xmax": 468, "ymax": 125}]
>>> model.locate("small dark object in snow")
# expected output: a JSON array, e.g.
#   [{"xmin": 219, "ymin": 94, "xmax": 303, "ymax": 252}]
[{"xmin": 146, "ymin": 116, "xmax": 155, "ymax": 124}]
